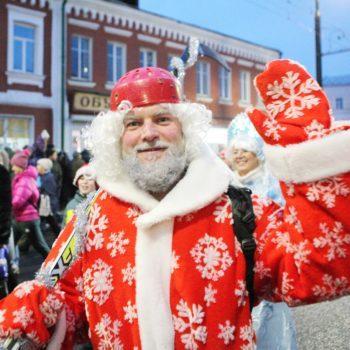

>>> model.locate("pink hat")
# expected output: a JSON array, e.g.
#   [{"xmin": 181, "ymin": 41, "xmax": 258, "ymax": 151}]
[{"xmin": 10, "ymin": 151, "xmax": 29, "ymax": 169}]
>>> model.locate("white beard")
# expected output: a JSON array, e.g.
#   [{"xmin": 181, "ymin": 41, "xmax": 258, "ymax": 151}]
[{"xmin": 121, "ymin": 141, "xmax": 188, "ymax": 194}]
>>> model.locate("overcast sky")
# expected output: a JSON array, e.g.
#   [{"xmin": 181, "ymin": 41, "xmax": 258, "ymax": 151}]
[{"xmin": 140, "ymin": 0, "xmax": 350, "ymax": 78}]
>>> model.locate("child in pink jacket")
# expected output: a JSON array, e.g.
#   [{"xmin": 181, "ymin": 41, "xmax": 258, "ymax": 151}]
[{"xmin": 11, "ymin": 150, "xmax": 50, "ymax": 258}]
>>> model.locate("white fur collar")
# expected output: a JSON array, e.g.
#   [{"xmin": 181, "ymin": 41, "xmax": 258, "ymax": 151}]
[{"xmin": 97, "ymin": 142, "xmax": 233, "ymax": 228}]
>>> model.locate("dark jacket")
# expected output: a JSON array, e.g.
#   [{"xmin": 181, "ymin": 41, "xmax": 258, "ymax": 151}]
[
  {"xmin": 0, "ymin": 165, "xmax": 12, "ymax": 244},
  {"xmin": 63, "ymin": 191, "xmax": 87, "ymax": 225},
  {"xmin": 39, "ymin": 172, "xmax": 60, "ymax": 214}
]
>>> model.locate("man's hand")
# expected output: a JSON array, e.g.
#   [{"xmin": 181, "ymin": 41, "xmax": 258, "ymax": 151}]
[{"xmin": 246, "ymin": 59, "xmax": 349, "ymax": 146}]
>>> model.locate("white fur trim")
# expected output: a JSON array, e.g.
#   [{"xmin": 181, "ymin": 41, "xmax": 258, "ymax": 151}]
[
  {"xmin": 135, "ymin": 221, "xmax": 174, "ymax": 350},
  {"xmin": 264, "ymin": 130, "xmax": 350, "ymax": 183},
  {"xmin": 97, "ymin": 142, "xmax": 232, "ymax": 349}
]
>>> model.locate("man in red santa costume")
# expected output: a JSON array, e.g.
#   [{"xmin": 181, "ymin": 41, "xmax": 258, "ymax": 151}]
[{"xmin": 0, "ymin": 60, "xmax": 350, "ymax": 350}]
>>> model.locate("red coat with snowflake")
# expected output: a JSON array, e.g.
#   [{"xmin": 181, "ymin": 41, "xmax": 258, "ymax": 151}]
[{"xmin": 0, "ymin": 60, "xmax": 349, "ymax": 350}]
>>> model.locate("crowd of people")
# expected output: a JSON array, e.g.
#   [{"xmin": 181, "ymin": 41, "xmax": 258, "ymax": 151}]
[
  {"xmin": 0, "ymin": 60, "xmax": 349, "ymax": 349},
  {"xmin": 0, "ymin": 132, "xmax": 97, "ymax": 298}
]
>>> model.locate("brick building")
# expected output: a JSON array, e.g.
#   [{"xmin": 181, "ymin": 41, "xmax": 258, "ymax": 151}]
[{"xmin": 0, "ymin": 0, "xmax": 280, "ymax": 154}]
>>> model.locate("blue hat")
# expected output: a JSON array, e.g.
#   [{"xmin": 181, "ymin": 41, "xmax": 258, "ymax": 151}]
[{"xmin": 227, "ymin": 113, "xmax": 264, "ymax": 160}]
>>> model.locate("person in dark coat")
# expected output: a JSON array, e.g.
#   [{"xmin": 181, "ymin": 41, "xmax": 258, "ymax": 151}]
[
  {"xmin": 57, "ymin": 151, "xmax": 75, "ymax": 209},
  {"xmin": 37, "ymin": 158, "xmax": 61, "ymax": 237},
  {"xmin": 45, "ymin": 145, "xmax": 63, "ymax": 199}
]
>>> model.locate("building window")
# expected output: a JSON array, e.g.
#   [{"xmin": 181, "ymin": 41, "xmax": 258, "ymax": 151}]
[
  {"xmin": 239, "ymin": 70, "xmax": 251, "ymax": 104},
  {"xmin": 219, "ymin": 67, "xmax": 231, "ymax": 100},
  {"xmin": 7, "ymin": 4, "xmax": 46, "ymax": 87},
  {"xmin": 139, "ymin": 48, "xmax": 156, "ymax": 67},
  {"xmin": 0, "ymin": 116, "xmax": 34, "ymax": 150},
  {"xmin": 196, "ymin": 61, "xmax": 210, "ymax": 96},
  {"xmin": 71, "ymin": 35, "xmax": 92, "ymax": 80},
  {"xmin": 13, "ymin": 23, "xmax": 35, "ymax": 73},
  {"xmin": 107, "ymin": 42, "xmax": 126, "ymax": 83},
  {"xmin": 335, "ymin": 97, "xmax": 343, "ymax": 110}
]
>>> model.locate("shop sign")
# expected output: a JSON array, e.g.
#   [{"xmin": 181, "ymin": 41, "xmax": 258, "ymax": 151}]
[{"xmin": 73, "ymin": 92, "xmax": 109, "ymax": 112}]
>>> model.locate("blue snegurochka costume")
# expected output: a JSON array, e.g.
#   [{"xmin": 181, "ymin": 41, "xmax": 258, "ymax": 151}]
[{"xmin": 227, "ymin": 113, "xmax": 297, "ymax": 350}]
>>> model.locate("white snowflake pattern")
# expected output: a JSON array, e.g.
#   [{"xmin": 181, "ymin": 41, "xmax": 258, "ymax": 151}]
[
  {"xmin": 239, "ymin": 321, "xmax": 254, "ymax": 348},
  {"xmin": 86, "ymin": 203, "xmax": 109, "ymax": 251},
  {"xmin": 285, "ymin": 206, "xmax": 303, "ymax": 233},
  {"xmin": 304, "ymin": 120, "xmax": 327, "ymax": 139},
  {"xmin": 190, "ymin": 233, "xmax": 233, "ymax": 281},
  {"xmin": 313, "ymin": 274, "xmax": 350, "ymax": 301},
  {"xmin": 14, "ymin": 280, "xmax": 41, "ymax": 299},
  {"xmin": 121, "ymin": 263, "xmax": 136, "ymax": 286},
  {"xmin": 0, "ymin": 310, "xmax": 5, "ymax": 324},
  {"xmin": 306, "ymin": 177, "xmax": 350, "ymax": 208},
  {"xmin": 218, "ymin": 320, "xmax": 235, "ymax": 345},
  {"xmin": 26, "ymin": 330, "xmax": 41, "ymax": 346},
  {"xmin": 204, "ymin": 283, "xmax": 217, "ymax": 306},
  {"xmin": 262, "ymin": 115, "xmax": 287, "ymax": 141},
  {"xmin": 266, "ymin": 71, "xmax": 320, "ymax": 119},
  {"xmin": 100, "ymin": 190, "xmax": 112, "ymax": 201},
  {"xmin": 234, "ymin": 280, "xmax": 248, "ymax": 307},
  {"xmin": 13, "ymin": 306, "xmax": 34, "ymax": 328},
  {"xmin": 313, "ymin": 222, "xmax": 350, "ymax": 261},
  {"xmin": 39, "ymin": 294, "xmax": 64, "ymax": 327},
  {"xmin": 95, "ymin": 313, "xmax": 123, "ymax": 350},
  {"xmin": 272, "ymin": 231, "xmax": 311, "ymax": 273},
  {"xmin": 126, "ymin": 206, "xmax": 142, "ymax": 224},
  {"xmin": 123, "ymin": 301, "xmax": 137, "ymax": 324},
  {"xmin": 177, "ymin": 214, "xmax": 195, "ymax": 223},
  {"xmin": 252, "ymin": 195, "xmax": 271, "ymax": 221},
  {"xmin": 84, "ymin": 259, "xmax": 114, "ymax": 306},
  {"xmin": 213, "ymin": 196, "xmax": 233, "ymax": 224},
  {"xmin": 286, "ymin": 183, "xmax": 296, "ymax": 197},
  {"xmin": 107, "ymin": 231, "xmax": 129, "ymax": 258},
  {"xmin": 171, "ymin": 251, "xmax": 180, "ymax": 274},
  {"xmin": 273, "ymin": 272, "xmax": 301, "ymax": 306},
  {"xmin": 254, "ymin": 261, "xmax": 272, "ymax": 280},
  {"xmin": 173, "ymin": 299, "xmax": 207, "ymax": 350},
  {"xmin": 75, "ymin": 276, "xmax": 84, "ymax": 302}
]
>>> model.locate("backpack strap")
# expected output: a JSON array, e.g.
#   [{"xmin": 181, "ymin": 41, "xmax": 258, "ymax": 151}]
[{"xmin": 226, "ymin": 185, "xmax": 256, "ymax": 311}]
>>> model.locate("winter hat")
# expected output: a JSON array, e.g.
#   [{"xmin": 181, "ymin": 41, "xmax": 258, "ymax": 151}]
[
  {"xmin": 37, "ymin": 158, "xmax": 53, "ymax": 172},
  {"xmin": 226, "ymin": 113, "xmax": 264, "ymax": 161},
  {"xmin": 110, "ymin": 67, "xmax": 181, "ymax": 111},
  {"xmin": 45, "ymin": 144, "xmax": 56, "ymax": 158},
  {"xmin": 10, "ymin": 150, "xmax": 29, "ymax": 169},
  {"xmin": 73, "ymin": 164, "xmax": 96, "ymax": 187}
]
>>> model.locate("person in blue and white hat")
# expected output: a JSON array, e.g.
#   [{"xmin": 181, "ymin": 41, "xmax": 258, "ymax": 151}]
[{"xmin": 226, "ymin": 113, "xmax": 297, "ymax": 350}]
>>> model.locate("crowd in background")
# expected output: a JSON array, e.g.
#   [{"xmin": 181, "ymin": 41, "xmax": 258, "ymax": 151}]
[{"xmin": 0, "ymin": 130, "xmax": 97, "ymax": 298}]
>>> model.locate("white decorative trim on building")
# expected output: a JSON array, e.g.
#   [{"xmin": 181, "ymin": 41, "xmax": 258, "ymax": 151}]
[
  {"xmin": 221, "ymin": 54, "xmax": 236, "ymax": 64},
  {"xmin": 219, "ymin": 99, "xmax": 234, "ymax": 106},
  {"xmin": 66, "ymin": 0, "xmax": 279, "ymax": 63},
  {"xmin": 67, "ymin": 79, "xmax": 96, "ymax": 88},
  {"xmin": 137, "ymin": 34, "xmax": 162, "ymax": 45},
  {"xmin": 255, "ymin": 63, "xmax": 266, "ymax": 71},
  {"xmin": 8, "ymin": 3, "xmax": 47, "ymax": 17},
  {"xmin": 6, "ymin": 71, "xmax": 46, "ymax": 88},
  {"xmin": 104, "ymin": 26, "xmax": 133, "ymax": 37},
  {"xmin": 105, "ymin": 82, "xmax": 114, "ymax": 90},
  {"xmin": 237, "ymin": 59, "xmax": 254, "ymax": 68},
  {"xmin": 0, "ymin": 90, "xmax": 52, "ymax": 108},
  {"xmin": 165, "ymin": 41, "xmax": 186, "ymax": 51},
  {"xmin": 19, "ymin": 0, "xmax": 49, "ymax": 8},
  {"xmin": 196, "ymin": 95, "xmax": 213, "ymax": 103},
  {"xmin": 68, "ymin": 18, "xmax": 100, "ymax": 30},
  {"xmin": 71, "ymin": 114, "xmax": 95, "ymax": 122}
]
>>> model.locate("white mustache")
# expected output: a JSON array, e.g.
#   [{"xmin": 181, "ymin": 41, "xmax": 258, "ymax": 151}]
[{"xmin": 134, "ymin": 141, "xmax": 170, "ymax": 152}]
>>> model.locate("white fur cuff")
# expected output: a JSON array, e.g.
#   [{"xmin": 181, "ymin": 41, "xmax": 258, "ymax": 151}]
[{"xmin": 264, "ymin": 130, "xmax": 350, "ymax": 183}]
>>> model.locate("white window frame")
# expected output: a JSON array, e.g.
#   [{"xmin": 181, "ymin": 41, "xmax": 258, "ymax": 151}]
[
  {"xmin": 70, "ymin": 34, "xmax": 93, "ymax": 81},
  {"xmin": 139, "ymin": 48, "xmax": 157, "ymax": 67},
  {"xmin": 196, "ymin": 61, "xmax": 211, "ymax": 100},
  {"xmin": 6, "ymin": 4, "xmax": 46, "ymax": 88},
  {"xmin": 105, "ymin": 41, "xmax": 126, "ymax": 89},
  {"xmin": 218, "ymin": 66, "xmax": 232, "ymax": 103},
  {"xmin": 0, "ymin": 114, "xmax": 35, "ymax": 149},
  {"xmin": 239, "ymin": 70, "xmax": 251, "ymax": 106}
]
